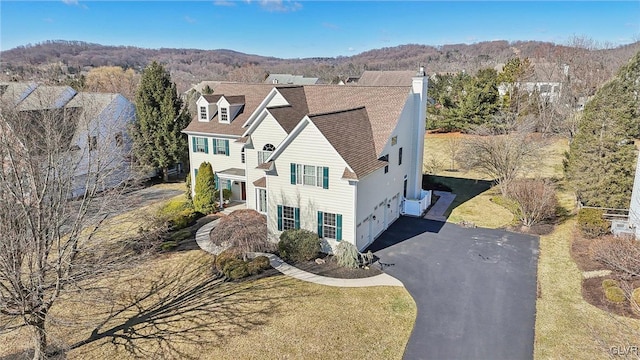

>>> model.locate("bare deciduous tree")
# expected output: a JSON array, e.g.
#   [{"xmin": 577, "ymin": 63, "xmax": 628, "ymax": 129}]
[
  {"xmin": 444, "ymin": 136, "xmax": 462, "ymax": 171},
  {"xmin": 589, "ymin": 236, "xmax": 640, "ymax": 279},
  {"xmin": 0, "ymin": 95, "xmax": 149, "ymax": 359},
  {"xmin": 458, "ymin": 126, "xmax": 545, "ymax": 192},
  {"xmin": 506, "ymin": 178, "xmax": 558, "ymax": 227},
  {"xmin": 85, "ymin": 66, "xmax": 139, "ymax": 101}
]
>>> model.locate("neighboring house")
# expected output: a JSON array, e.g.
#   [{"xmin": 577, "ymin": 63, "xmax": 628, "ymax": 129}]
[
  {"xmin": 352, "ymin": 70, "xmax": 417, "ymax": 87},
  {"xmin": 264, "ymin": 74, "xmax": 319, "ymax": 85},
  {"xmin": 183, "ymin": 69, "xmax": 430, "ymax": 251},
  {"xmin": 496, "ymin": 62, "xmax": 569, "ymax": 103},
  {"xmin": 0, "ymin": 82, "xmax": 136, "ymax": 197}
]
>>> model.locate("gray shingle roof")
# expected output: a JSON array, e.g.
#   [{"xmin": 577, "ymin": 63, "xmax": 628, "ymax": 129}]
[{"xmin": 355, "ymin": 71, "xmax": 416, "ymax": 86}]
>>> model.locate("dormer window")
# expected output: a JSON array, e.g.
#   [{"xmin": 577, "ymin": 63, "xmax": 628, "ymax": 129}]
[
  {"xmin": 220, "ymin": 108, "xmax": 228, "ymax": 122},
  {"xmin": 199, "ymin": 106, "xmax": 207, "ymax": 120}
]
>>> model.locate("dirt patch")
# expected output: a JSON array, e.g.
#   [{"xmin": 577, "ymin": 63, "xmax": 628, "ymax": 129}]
[
  {"xmin": 288, "ymin": 254, "xmax": 383, "ymax": 279},
  {"xmin": 570, "ymin": 234, "xmax": 608, "ymax": 272}
]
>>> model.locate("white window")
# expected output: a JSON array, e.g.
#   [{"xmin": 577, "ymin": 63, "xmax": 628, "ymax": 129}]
[
  {"xmin": 257, "ymin": 188, "xmax": 267, "ymax": 214},
  {"xmin": 214, "ymin": 139, "xmax": 226, "ymax": 155},
  {"xmin": 199, "ymin": 106, "xmax": 207, "ymax": 120},
  {"xmin": 282, "ymin": 206, "xmax": 296, "ymax": 230},
  {"xmin": 303, "ymin": 165, "xmax": 316, "ymax": 186},
  {"xmin": 258, "ymin": 144, "xmax": 275, "ymax": 165},
  {"xmin": 322, "ymin": 212, "xmax": 337, "ymax": 239},
  {"xmin": 220, "ymin": 107, "xmax": 228, "ymax": 122},
  {"xmin": 194, "ymin": 137, "xmax": 207, "ymax": 153}
]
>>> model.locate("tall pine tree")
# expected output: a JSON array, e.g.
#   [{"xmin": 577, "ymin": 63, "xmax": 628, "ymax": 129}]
[
  {"xmin": 566, "ymin": 51, "xmax": 640, "ymax": 208},
  {"xmin": 131, "ymin": 61, "xmax": 190, "ymax": 181}
]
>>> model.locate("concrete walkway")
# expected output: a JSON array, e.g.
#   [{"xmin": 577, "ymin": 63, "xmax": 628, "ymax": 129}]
[
  {"xmin": 194, "ymin": 216, "xmax": 403, "ymax": 288},
  {"xmin": 423, "ymin": 190, "xmax": 456, "ymax": 221}
]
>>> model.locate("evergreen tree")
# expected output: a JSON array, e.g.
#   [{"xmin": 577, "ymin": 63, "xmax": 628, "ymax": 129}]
[
  {"xmin": 193, "ymin": 162, "xmax": 217, "ymax": 214},
  {"xmin": 453, "ymin": 68, "xmax": 499, "ymax": 128},
  {"xmin": 566, "ymin": 51, "xmax": 640, "ymax": 208},
  {"xmin": 131, "ymin": 61, "xmax": 190, "ymax": 181}
]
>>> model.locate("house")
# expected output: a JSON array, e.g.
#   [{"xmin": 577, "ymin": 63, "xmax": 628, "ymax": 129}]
[
  {"xmin": 0, "ymin": 82, "xmax": 136, "ymax": 197},
  {"xmin": 264, "ymin": 74, "xmax": 319, "ymax": 85},
  {"xmin": 352, "ymin": 70, "xmax": 417, "ymax": 86},
  {"xmin": 183, "ymin": 69, "xmax": 430, "ymax": 251},
  {"xmin": 496, "ymin": 62, "xmax": 568, "ymax": 104}
]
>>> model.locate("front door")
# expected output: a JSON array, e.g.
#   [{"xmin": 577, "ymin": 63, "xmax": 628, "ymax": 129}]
[{"xmin": 241, "ymin": 182, "xmax": 246, "ymax": 200}]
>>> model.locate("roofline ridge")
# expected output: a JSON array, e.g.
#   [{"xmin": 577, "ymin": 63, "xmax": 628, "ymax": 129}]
[{"xmin": 307, "ymin": 106, "xmax": 366, "ymax": 118}]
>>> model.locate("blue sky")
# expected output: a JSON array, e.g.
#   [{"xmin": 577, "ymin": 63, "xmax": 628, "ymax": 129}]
[{"xmin": 1, "ymin": 1, "xmax": 638, "ymax": 58}]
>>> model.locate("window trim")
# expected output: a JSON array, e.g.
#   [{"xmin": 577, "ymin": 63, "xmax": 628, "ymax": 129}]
[
  {"xmin": 317, "ymin": 211, "xmax": 342, "ymax": 241},
  {"xmin": 212, "ymin": 138, "xmax": 229, "ymax": 156},
  {"xmin": 199, "ymin": 106, "xmax": 207, "ymax": 120},
  {"xmin": 291, "ymin": 163, "xmax": 329, "ymax": 189},
  {"xmin": 220, "ymin": 107, "xmax": 228, "ymax": 122},
  {"xmin": 398, "ymin": 147, "xmax": 403, "ymax": 166},
  {"xmin": 193, "ymin": 136, "xmax": 208, "ymax": 153},
  {"xmin": 256, "ymin": 188, "xmax": 267, "ymax": 214},
  {"xmin": 278, "ymin": 205, "xmax": 299, "ymax": 231}
]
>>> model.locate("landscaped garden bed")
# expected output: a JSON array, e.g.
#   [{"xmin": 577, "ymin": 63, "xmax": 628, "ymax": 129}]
[
  {"xmin": 286, "ymin": 253, "xmax": 383, "ymax": 279},
  {"xmin": 571, "ymin": 217, "xmax": 640, "ymax": 319}
]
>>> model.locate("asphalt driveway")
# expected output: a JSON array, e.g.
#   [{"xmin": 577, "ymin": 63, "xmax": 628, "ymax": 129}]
[{"xmin": 368, "ymin": 217, "xmax": 539, "ymax": 360}]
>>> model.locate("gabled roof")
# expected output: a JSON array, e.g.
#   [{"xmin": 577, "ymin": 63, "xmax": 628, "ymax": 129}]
[
  {"xmin": 183, "ymin": 83, "xmax": 275, "ymax": 136},
  {"xmin": 354, "ymin": 70, "xmax": 416, "ymax": 86},
  {"xmin": 303, "ymin": 85, "xmax": 409, "ymax": 155},
  {"xmin": 15, "ymin": 85, "xmax": 77, "ymax": 111},
  {"xmin": 183, "ymin": 83, "xmax": 412, "ymax": 158},
  {"xmin": 0, "ymin": 82, "xmax": 38, "ymax": 106},
  {"xmin": 202, "ymin": 94, "xmax": 223, "ymax": 103},
  {"xmin": 266, "ymin": 86, "xmax": 309, "ymax": 133},
  {"xmin": 65, "ymin": 92, "xmax": 120, "ymax": 127},
  {"xmin": 309, "ymin": 107, "xmax": 387, "ymax": 179}
]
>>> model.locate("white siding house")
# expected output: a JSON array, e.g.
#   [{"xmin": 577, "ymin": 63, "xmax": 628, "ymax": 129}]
[
  {"xmin": 183, "ymin": 71, "xmax": 429, "ymax": 251},
  {"xmin": 0, "ymin": 83, "xmax": 137, "ymax": 198}
]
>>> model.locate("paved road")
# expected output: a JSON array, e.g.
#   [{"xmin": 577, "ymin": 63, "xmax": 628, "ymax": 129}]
[{"xmin": 368, "ymin": 217, "xmax": 539, "ymax": 360}]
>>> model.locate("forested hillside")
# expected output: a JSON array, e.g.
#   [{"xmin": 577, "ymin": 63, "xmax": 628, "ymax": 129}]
[{"xmin": 2, "ymin": 39, "xmax": 639, "ymax": 92}]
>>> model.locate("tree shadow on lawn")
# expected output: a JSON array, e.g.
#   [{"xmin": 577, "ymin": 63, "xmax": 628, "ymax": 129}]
[
  {"xmin": 423, "ymin": 174, "xmax": 495, "ymax": 219},
  {"xmin": 52, "ymin": 259, "xmax": 299, "ymax": 359}
]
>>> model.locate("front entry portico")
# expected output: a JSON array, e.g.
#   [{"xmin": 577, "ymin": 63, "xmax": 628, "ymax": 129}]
[{"xmin": 216, "ymin": 168, "xmax": 246, "ymax": 208}]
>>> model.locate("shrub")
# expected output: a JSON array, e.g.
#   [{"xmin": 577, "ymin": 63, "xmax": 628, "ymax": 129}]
[
  {"xmin": 193, "ymin": 162, "xmax": 217, "ymax": 214},
  {"xmin": 160, "ymin": 241, "xmax": 178, "ymax": 251},
  {"xmin": 589, "ymin": 236, "xmax": 640, "ymax": 279},
  {"xmin": 214, "ymin": 249, "xmax": 240, "ymax": 271},
  {"xmin": 185, "ymin": 172, "xmax": 192, "ymax": 201},
  {"xmin": 577, "ymin": 208, "xmax": 610, "ymax": 238},
  {"xmin": 247, "ymin": 256, "xmax": 271, "ymax": 275},
  {"xmin": 602, "ymin": 278, "xmax": 619, "ymax": 289},
  {"xmin": 229, "ymin": 265, "xmax": 249, "ymax": 280},
  {"xmin": 157, "ymin": 197, "xmax": 202, "ymax": 230},
  {"xmin": 167, "ymin": 228, "xmax": 193, "ymax": 242},
  {"xmin": 222, "ymin": 259, "xmax": 246, "ymax": 278},
  {"xmin": 604, "ymin": 286, "xmax": 626, "ymax": 303},
  {"xmin": 505, "ymin": 178, "xmax": 558, "ymax": 227},
  {"xmin": 278, "ymin": 229, "xmax": 321, "ymax": 262},
  {"xmin": 223, "ymin": 188, "xmax": 233, "ymax": 202},
  {"xmin": 335, "ymin": 241, "xmax": 360, "ymax": 269}
]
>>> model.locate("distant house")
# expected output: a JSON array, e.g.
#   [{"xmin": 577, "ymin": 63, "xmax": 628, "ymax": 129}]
[
  {"xmin": 183, "ymin": 69, "xmax": 430, "ymax": 251},
  {"xmin": 496, "ymin": 62, "xmax": 569, "ymax": 104},
  {"xmin": 613, "ymin": 151, "xmax": 640, "ymax": 238},
  {"xmin": 0, "ymin": 82, "xmax": 136, "ymax": 197},
  {"xmin": 264, "ymin": 74, "xmax": 319, "ymax": 85},
  {"xmin": 352, "ymin": 70, "xmax": 417, "ymax": 87}
]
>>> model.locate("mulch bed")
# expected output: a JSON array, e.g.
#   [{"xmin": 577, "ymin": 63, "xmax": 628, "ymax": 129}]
[
  {"xmin": 287, "ymin": 253, "xmax": 383, "ymax": 279},
  {"xmin": 570, "ymin": 232, "xmax": 640, "ymax": 319}
]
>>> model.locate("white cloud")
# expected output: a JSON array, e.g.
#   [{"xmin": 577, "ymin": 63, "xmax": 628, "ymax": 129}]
[
  {"xmin": 184, "ymin": 15, "xmax": 197, "ymax": 24},
  {"xmin": 62, "ymin": 0, "xmax": 78, "ymax": 5},
  {"xmin": 214, "ymin": 0, "xmax": 236, "ymax": 7},
  {"xmin": 258, "ymin": 0, "xmax": 302, "ymax": 13},
  {"xmin": 348, "ymin": 47, "xmax": 355, "ymax": 52}
]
